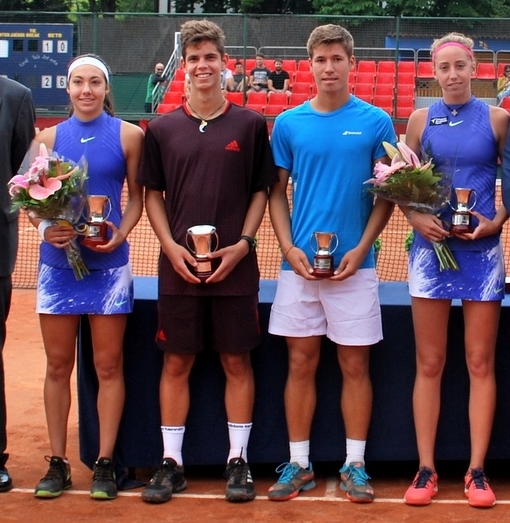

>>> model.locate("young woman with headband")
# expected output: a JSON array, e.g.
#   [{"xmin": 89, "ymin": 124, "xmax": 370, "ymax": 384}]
[
  {"xmin": 30, "ymin": 53, "xmax": 144, "ymax": 500},
  {"xmin": 401, "ymin": 32, "xmax": 509, "ymax": 508}
]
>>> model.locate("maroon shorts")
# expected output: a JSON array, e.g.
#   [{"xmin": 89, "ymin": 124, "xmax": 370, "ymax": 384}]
[{"xmin": 156, "ymin": 294, "xmax": 260, "ymax": 354}]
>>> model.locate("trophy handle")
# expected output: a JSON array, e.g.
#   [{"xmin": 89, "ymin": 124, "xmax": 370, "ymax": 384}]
[
  {"xmin": 448, "ymin": 189, "xmax": 477, "ymax": 211},
  {"xmin": 329, "ymin": 234, "xmax": 339, "ymax": 254},
  {"xmin": 104, "ymin": 196, "xmax": 112, "ymax": 221},
  {"xmin": 309, "ymin": 233, "xmax": 316, "ymax": 253},
  {"xmin": 211, "ymin": 232, "xmax": 219, "ymax": 253},
  {"xmin": 185, "ymin": 232, "xmax": 196, "ymax": 254},
  {"xmin": 468, "ymin": 190, "xmax": 477, "ymax": 211}
]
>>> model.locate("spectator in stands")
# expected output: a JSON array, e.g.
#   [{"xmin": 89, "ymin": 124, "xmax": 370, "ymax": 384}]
[
  {"xmin": 229, "ymin": 61, "xmax": 249, "ymax": 93},
  {"xmin": 145, "ymin": 62, "xmax": 166, "ymax": 113},
  {"xmin": 496, "ymin": 65, "xmax": 510, "ymax": 106},
  {"xmin": 220, "ymin": 62, "xmax": 234, "ymax": 93},
  {"xmin": 248, "ymin": 53, "xmax": 271, "ymax": 93},
  {"xmin": 401, "ymin": 32, "xmax": 509, "ymax": 509},
  {"xmin": 137, "ymin": 19, "xmax": 277, "ymax": 505},
  {"xmin": 31, "ymin": 53, "xmax": 144, "ymax": 501},
  {"xmin": 267, "ymin": 24, "xmax": 395, "ymax": 504},
  {"xmin": 0, "ymin": 77, "xmax": 35, "ymax": 494},
  {"xmin": 268, "ymin": 59, "xmax": 292, "ymax": 99}
]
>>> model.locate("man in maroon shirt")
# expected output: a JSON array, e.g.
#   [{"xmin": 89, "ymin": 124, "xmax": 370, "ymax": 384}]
[{"xmin": 137, "ymin": 19, "xmax": 277, "ymax": 505}]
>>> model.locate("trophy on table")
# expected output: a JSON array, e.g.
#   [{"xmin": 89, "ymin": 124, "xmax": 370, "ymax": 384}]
[
  {"xmin": 450, "ymin": 188, "xmax": 476, "ymax": 234},
  {"xmin": 186, "ymin": 225, "xmax": 219, "ymax": 281},
  {"xmin": 310, "ymin": 231, "xmax": 338, "ymax": 278},
  {"xmin": 78, "ymin": 195, "xmax": 112, "ymax": 247}
]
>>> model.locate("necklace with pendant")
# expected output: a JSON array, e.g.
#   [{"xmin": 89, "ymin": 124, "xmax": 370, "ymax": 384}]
[
  {"xmin": 443, "ymin": 96, "xmax": 472, "ymax": 116},
  {"xmin": 187, "ymin": 99, "xmax": 226, "ymax": 132}
]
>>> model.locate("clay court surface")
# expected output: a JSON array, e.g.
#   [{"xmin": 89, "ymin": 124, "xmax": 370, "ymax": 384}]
[{"xmin": 2, "ymin": 289, "xmax": 510, "ymax": 522}]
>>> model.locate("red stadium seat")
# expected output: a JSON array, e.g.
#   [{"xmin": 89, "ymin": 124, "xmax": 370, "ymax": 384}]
[
  {"xmin": 377, "ymin": 60, "xmax": 396, "ymax": 74},
  {"xmin": 169, "ymin": 80, "xmax": 185, "ymax": 92},
  {"xmin": 476, "ymin": 62, "xmax": 496, "ymax": 79},
  {"xmin": 357, "ymin": 60, "xmax": 377, "ymax": 74},
  {"xmin": 373, "ymin": 94, "xmax": 394, "ymax": 116},
  {"xmin": 291, "ymin": 82, "xmax": 311, "ymax": 95},
  {"xmin": 501, "ymin": 97, "xmax": 510, "ymax": 110},
  {"xmin": 355, "ymin": 72, "xmax": 376, "ymax": 86},
  {"xmin": 397, "ymin": 72, "xmax": 416, "ymax": 86},
  {"xmin": 354, "ymin": 83, "xmax": 373, "ymax": 102},
  {"xmin": 294, "ymin": 70, "xmax": 313, "ymax": 84},
  {"xmin": 264, "ymin": 104, "xmax": 286, "ymax": 116},
  {"xmin": 246, "ymin": 104, "xmax": 264, "ymax": 114},
  {"xmin": 246, "ymin": 91, "xmax": 268, "ymax": 106},
  {"xmin": 163, "ymin": 91, "xmax": 184, "ymax": 104},
  {"xmin": 396, "ymin": 83, "xmax": 415, "ymax": 99},
  {"xmin": 374, "ymin": 83, "xmax": 394, "ymax": 98},
  {"xmin": 417, "ymin": 61, "xmax": 434, "ymax": 78},
  {"xmin": 156, "ymin": 103, "xmax": 180, "ymax": 114},
  {"xmin": 174, "ymin": 68, "xmax": 186, "ymax": 81},
  {"xmin": 243, "ymin": 59, "xmax": 256, "ymax": 71},
  {"xmin": 397, "ymin": 61, "xmax": 416, "ymax": 76},
  {"xmin": 282, "ymin": 59, "xmax": 297, "ymax": 72},
  {"xmin": 225, "ymin": 91, "xmax": 244, "ymax": 105},
  {"xmin": 289, "ymin": 92, "xmax": 309, "ymax": 107},
  {"xmin": 375, "ymin": 73, "xmax": 396, "ymax": 87},
  {"xmin": 396, "ymin": 96, "xmax": 415, "ymax": 118},
  {"xmin": 267, "ymin": 92, "xmax": 288, "ymax": 105},
  {"xmin": 298, "ymin": 59, "xmax": 310, "ymax": 71}
]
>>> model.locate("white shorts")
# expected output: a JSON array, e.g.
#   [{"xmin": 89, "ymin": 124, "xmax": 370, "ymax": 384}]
[{"xmin": 268, "ymin": 269, "xmax": 382, "ymax": 346}]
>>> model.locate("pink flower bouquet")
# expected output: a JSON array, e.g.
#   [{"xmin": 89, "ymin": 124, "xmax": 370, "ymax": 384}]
[
  {"xmin": 365, "ymin": 141, "xmax": 458, "ymax": 271},
  {"xmin": 8, "ymin": 142, "xmax": 89, "ymax": 280}
]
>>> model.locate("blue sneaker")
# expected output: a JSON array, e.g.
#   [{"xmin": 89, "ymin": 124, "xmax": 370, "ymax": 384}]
[
  {"xmin": 339, "ymin": 461, "xmax": 374, "ymax": 503},
  {"xmin": 267, "ymin": 462, "xmax": 316, "ymax": 501}
]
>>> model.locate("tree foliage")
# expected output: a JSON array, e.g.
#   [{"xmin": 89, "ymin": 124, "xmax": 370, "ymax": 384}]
[{"xmin": 3, "ymin": 0, "xmax": 510, "ymax": 16}]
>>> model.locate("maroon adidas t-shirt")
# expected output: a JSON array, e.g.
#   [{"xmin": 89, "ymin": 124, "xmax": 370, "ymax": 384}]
[{"xmin": 137, "ymin": 102, "xmax": 278, "ymax": 296}]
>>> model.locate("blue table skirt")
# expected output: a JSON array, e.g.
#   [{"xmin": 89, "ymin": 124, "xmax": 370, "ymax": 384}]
[{"xmin": 77, "ymin": 278, "xmax": 510, "ymax": 468}]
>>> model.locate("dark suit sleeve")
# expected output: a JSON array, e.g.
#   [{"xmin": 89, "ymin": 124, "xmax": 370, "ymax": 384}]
[{"xmin": 10, "ymin": 89, "xmax": 36, "ymax": 174}]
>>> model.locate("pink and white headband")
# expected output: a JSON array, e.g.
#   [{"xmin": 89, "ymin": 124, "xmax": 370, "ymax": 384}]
[
  {"xmin": 432, "ymin": 42, "xmax": 474, "ymax": 61},
  {"xmin": 67, "ymin": 57, "xmax": 109, "ymax": 83}
]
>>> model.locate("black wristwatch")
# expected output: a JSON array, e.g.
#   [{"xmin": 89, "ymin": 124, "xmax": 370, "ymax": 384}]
[{"xmin": 240, "ymin": 235, "xmax": 256, "ymax": 252}]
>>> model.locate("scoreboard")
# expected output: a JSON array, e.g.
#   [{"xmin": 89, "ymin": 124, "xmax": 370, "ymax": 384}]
[{"xmin": 0, "ymin": 23, "xmax": 73, "ymax": 108}]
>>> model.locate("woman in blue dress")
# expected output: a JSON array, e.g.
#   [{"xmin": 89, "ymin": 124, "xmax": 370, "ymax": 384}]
[
  {"xmin": 401, "ymin": 33, "xmax": 509, "ymax": 508},
  {"xmin": 29, "ymin": 54, "xmax": 144, "ymax": 500}
]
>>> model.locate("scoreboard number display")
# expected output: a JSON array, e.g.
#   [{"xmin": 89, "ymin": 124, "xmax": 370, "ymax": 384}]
[{"xmin": 0, "ymin": 23, "xmax": 73, "ymax": 108}]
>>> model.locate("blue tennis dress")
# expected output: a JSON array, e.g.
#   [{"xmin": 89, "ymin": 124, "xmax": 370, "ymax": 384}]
[
  {"xmin": 36, "ymin": 112, "xmax": 134, "ymax": 315},
  {"xmin": 409, "ymin": 97, "xmax": 505, "ymax": 301}
]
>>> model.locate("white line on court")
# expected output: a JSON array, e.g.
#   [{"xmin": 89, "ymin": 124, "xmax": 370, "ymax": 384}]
[{"xmin": 9, "ymin": 487, "xmax": 510, "ymax": 505}]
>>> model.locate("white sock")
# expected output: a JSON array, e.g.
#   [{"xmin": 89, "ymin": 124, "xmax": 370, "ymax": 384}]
[
  {"xmin": 227, "ymin": 422, "xmax": 252, "ymax": 463},
  {"xmin": 289, "ymin": 440, "xmax": 310, "ymax": 469},
  {"xmin": 345, "ymin": 438, "xmax": 366, "ymax": 466},
  {"xmin": 161, "ymin": 425, "xmax": 185, "ymax": 466}
]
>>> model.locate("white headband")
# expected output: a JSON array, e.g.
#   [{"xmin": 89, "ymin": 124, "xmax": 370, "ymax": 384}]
[{"xmin": 67, "ymin": 57, "xmax": 109, "ymax": 83}]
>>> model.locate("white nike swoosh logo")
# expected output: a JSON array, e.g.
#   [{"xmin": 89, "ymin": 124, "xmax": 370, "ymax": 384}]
[
  {"xmin": 80, "ymin": 137, "xmax": 96, "ymax": 143},
  {"xmin": 448, "ymin": 121, "xmax": 463, "ymax": 127},
  {"xmin": 114, "ymin": 300, "xmax": 127, "ymax": 307}
]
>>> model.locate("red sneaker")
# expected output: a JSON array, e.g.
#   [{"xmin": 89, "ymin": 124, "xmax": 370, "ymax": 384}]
[
  {"xmin": 404, "ymin": 466, "xmax": 438, "ymax": 506},
  {"xmin": 464, "ymin": 468, "xmax": 495, "ymax": 508}
]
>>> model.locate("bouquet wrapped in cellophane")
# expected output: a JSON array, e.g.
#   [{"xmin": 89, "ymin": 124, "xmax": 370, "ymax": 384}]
[
  {"xmin": 8, "ymin": 142, "xmax": 90, "ymax": 280},
  {"xmin": 365, "ymin": 141, "xmax": 458, "ymax": 271}
]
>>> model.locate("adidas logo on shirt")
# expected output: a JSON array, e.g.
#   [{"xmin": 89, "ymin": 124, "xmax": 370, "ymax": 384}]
[{"xmin": 225, "ymin": 140, "xmax": 241, "ymax": 152}]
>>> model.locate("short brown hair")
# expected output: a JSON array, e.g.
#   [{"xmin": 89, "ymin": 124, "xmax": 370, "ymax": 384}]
[
  {"xmin": 180, "ymin": 19, "xmax": 226, "ymax": 59},
  {"xmin": 307, "ymin": 24, "xmax": 354, "ymax": 59}
]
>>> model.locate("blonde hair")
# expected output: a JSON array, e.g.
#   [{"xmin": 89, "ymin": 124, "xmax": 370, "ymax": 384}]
[
  {"xmin": 306, "ymin": 24, "xmax": 354, "ymax": 59},
  {"xmin": 430, "ymin": 32, "xmax": 475, "ymax": 61},
  {"xmin": 180, "ymin": 19, "xmax": 225, "ymax": 60}
]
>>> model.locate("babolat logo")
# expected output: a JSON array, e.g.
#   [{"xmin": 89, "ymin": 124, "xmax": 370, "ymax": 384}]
[
  {"xmin": 430, "ymin": 116, "xmax": 448, "ymax": 125},
  {"xmin": 342, "ymin": 130, "xmax": 362, "ymax": 135}
]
